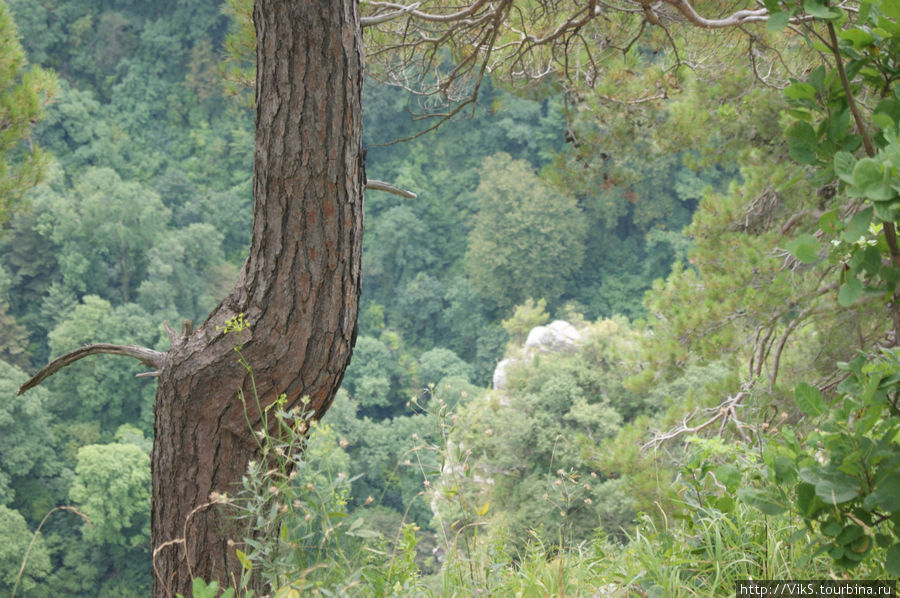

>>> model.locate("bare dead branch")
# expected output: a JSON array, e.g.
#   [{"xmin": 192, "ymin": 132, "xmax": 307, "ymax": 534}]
[
  {"xmin": 662, "ymin": 0, "xmax": 769, "ymax": 28},
  {"xmin": 642, "ymin": 389, "xmax": 751, "ymax": 450},
  {"xmin": 361, "ymin": 1, "xmax": 423, "ymax": 27},
  {"xmin": 18, "ymin": 343, "xmax": 165, "ymax": 396},
  {"xmin": 362, "ymin": 0, "xmax": 490, "ymax": 24},
  {"xmin": 164, "ymin": 321, "xmax": 178, "ymax": 345},
  {"xmin": 365, "ymin": 178, "xmax": 418, "ymax": 198}
]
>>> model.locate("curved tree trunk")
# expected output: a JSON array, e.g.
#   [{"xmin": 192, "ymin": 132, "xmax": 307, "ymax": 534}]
[{"xmin": 151, "ymin": 1, "xmax": 364, "ymax": 595}]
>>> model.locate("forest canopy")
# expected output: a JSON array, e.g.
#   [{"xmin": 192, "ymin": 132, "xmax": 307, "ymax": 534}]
[{"xmin": 2, "ymin": 0, "xmax": 900, "ymax": 596}]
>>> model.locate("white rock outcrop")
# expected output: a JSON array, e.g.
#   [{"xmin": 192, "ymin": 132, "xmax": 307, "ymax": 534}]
[
  {"xmin": 491, "ymin": 320, "xmax": 583, "ymax": 391},
  {"xmin": 523, "ymin": 320, "xmax": 581, "ymax": 354},
  {"xmin": 492, "ymin": 357, "xmax": 513, "ymax": 391}
]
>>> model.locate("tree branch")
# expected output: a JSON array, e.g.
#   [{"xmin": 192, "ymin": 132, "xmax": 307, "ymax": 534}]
[
  {"xmin": 365, "ymin": 178, "xmax": 418, "ymax": 198},
  {"xmin": 663, "ymin": 0, "xmax": 769, "ymax": 28},
  {"xmin": 642, "ymin": 390, "xmax": 750, "ymax": 450},
  {"xmin": 361, "ymin": 0, "xmax": 489, "ymax": 25},
  {"xmin": 360, "ymin": 2, "xmax": 422, "ymax": 27},
  {"xmin": 18, "ymin": 343, "xmax": 165, "ymax": 395}
]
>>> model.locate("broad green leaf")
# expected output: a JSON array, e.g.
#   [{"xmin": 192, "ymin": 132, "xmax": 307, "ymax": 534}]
[
  {"xmin": 274, "ymin": 588, "xmax": 301, "ymax": 598},
  {"xmin": 880, "ymin": 265, "xmax": 900, "ymax": 284},
  {"xmin": 815, "ymin": 475, "xmax": 859, "ymax": 504},
  {"xmin": 827, "ymin": 109, "xmax": 851, "ymax": 142},
  {"xmin": 879, "ymin": 0, "xmax": 900, "ymax": 20},
  {"xmin": 785, "ymin": 82, "xmax": 817, "ymax": 101},
  {"xmin": 715, "ymin": 495, "xmax": 734, "ymax": 512},
  {"xmin": 853, "ymin": 158, "xmax": 895, "ymax": 201},
  {"xmin": 788, "ymin": 108, "xmax": 814, "ymax": 122},
  {"xmin": 822, "ymin": 521, "xmax": 842, "ymax": 537},
  {"xmin": 803, "ymin": 0, "xmax": 840, "ymax": 18},
  {"xmin": 738, "ymin": 487, "xmax": 787, "ymax": 515},
  {"xmin": 715, "ymin": 464, "xmax": 741, "ymax": 489},
  {"xmin": 838, "ymin": 28, "xmax": 875, "ymax": 49},
  {"xmin": 192, "ymin": 579, "xmax": 220, "ymax": 598},
  {"xmin": 767, "ymin": 10, "xmax": 791, "ymax": 31},
  {"xmin": 863, "ymin": 477, "xmax": 900, "ymax": 512},
  {"xmin": 834, "ymin": 151, "xmax": 857, "ymax": 184},
  {"xmin": 887, "ymin": 544, "xmax": 900, "ymax": 576},
  {"xmin": 773, "ymin": 455, "xmax": 797, "ymax": 484},
  {"xmin": 860, "ymin": 245, "xmax": 882, "ymax": 274},
  {"xmin": 873, "ymin": 113, "xmax": 896, "ymax": 131},
  {"xmin": 873, "ymin": 200, "xmax": 900, "ymax": 223},
  {"xmin": 808, "ymin": 65, "xmax": 826, "ymax": 94},
  {"xmin": 789, "ymin": 144, "xmax": 817, "ymax": 164},
  {"xmin": 835, "ymin": 524, "xmax": 864, "ymax": 546},
  {"xmin": 787, "ymin": 121, "xmax": 817, "ymax": 145},
  {"xmin": 795, "ymin": 482, "xmax": 819, "ymax": 517},
  {"xmin": 795, "ymin": 382, "xmax": 827, "ymax": 416},
  {"xmin": 842, "ymin": 207, "xmax": 872, "ymax": 241},
  {"xmin": 787, "ymin": 234, "xmax": 820, "ymax": 263},
  {"xmin": 838, "ymin": 276, "xmax": 862, "ymax": 306},
  {"xmin": 852, "ymin": 157, "xmax": 882, "ymax": 187},
  {"xmin": 818, "ymin": 209, "xmax": 839, "ymax": 233}
]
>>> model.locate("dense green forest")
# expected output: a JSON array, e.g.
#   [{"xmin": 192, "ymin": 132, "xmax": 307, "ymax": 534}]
[{"xmin": 1, "ymin": 0, "xmax": 899, "ymax": 596}]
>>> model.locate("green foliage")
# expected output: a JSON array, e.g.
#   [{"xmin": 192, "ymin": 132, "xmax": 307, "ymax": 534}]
[
  {"xmin": 500, "ymin": 297, "xmax": 549, "ymax": 347},
  {"xmin": 416, "ymin": 348, "xmax": 473, "ymax": 389},
  {"xmin": 436, "ymin": 318, "xmax": 646, "ymax": 550},
  {"xmin": 68, "ymin": 440, "xmax": 150, "ymax": 548},
  {"xmin": 0, "ymin": 0, "xmax": 57, "ymax": 225},
  {"xmin": 466, "ymin": 152, "xmax": 586, "ymax": 312},
  {"xmin": 46, "ymin": 295, "xmax": 161, "ymax": 432},
  {"xmin": 340, "ymin": 335, "xmax": 409, "ymax": 415},
  {"xmin": 777, "ymin": 0, "xmax": 900, "ymax": 312},
  {"xmin": 15, "ymin": 0, "xmax": 900, "ymax": 594},
  {"xmin": 746, "ymin": 350, "xmax": 900, "ymax": 575},
  {"xmin": 32, "ymin": 165, "xmax": 171, "ymax": 303},
  {"xmin": 0, "ymin": 505, "xmax": 51, "ymax": 597},
  {"xmin": 0, "ymin": 361, "xmax": 57, "ymax": 510}
]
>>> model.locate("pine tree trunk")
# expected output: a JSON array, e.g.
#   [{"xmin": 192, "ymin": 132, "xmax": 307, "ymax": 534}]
[{"xmin": 150, "ymin": 1, "xmax": 364, "ymax": 595}]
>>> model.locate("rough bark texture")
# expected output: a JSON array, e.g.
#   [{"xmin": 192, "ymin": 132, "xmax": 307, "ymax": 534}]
[{"xmin": 151, "ymin": 1, "xmax": 364, "ymax": 595}]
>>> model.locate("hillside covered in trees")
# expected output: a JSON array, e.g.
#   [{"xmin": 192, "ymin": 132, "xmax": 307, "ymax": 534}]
[{"xmin": 2, "ymin": 0, "xmax": 899, "ymax": 596}]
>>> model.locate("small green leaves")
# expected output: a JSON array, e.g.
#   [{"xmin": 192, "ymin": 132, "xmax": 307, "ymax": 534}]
[
  {"xmin": 235, "ymin": 548, "xmax": 252, "ymax": 572},
  {"xmin": 189, "ymin": 579, "xmax": 234, "ymax": 598},
  {"xmin": 795, "ymin": 382, "xmax": 827, "ymax": 416}
]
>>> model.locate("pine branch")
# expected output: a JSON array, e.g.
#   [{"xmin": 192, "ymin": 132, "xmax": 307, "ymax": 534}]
[{"xmin": 18, "ymin": 343, "xmax": 165, "ymax": 395}]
